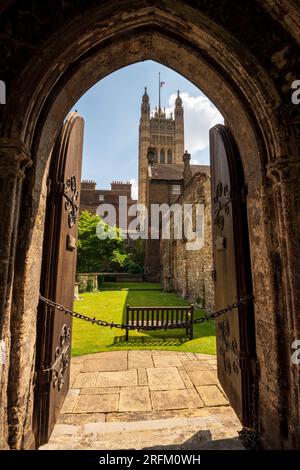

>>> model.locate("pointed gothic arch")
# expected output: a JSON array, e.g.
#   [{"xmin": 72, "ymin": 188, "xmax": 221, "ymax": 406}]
[{"xmin": 0, "ymin": 1, "xmax": 299, "ymax": 450}]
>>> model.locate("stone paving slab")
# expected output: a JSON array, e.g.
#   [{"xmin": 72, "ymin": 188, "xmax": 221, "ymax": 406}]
[
  {"xmin": 61, "ymin": 389, "xmax": 80, "ymax": 414},
  {"xmin": 82, "ymin": 356, "xmax": 127, "ymax": 372},
  {"xmin": 48, "ymin": 350, "xmax": 241, "ymax": 449},
  {"xmin": 177, "ymin": 368, "xmax": 194, "ymax": 389},
  {"xmin": 196, "ymin": 385, "xmax": 229, "ymax": 406},
  {"xmin": 150, "ymin": 350, "xmax": 179, "ymax": 355},
  {"xmin": 184, "ymin": 352, "xmax": 198, "ymax": 360},
  {"xmin": 188, "ymin": 387, "xmax": 205, "ymax": 408},
  {"xmin": 69, "ymin": 363, "xmax": 83, "ymax": 387},
  {"xmin": 128, "ymin": 350, "xmax": 154, "ymax": 369},
  {"xmin": 152, "ymin": 354, "xmax": 182, "ymax": 368},
  {"xmin": 73, "ymin": 372, "xmax": 99, "ymax": 388},
  {"xmin": 80, "ymin": 387, "xmax": 119, "ymax": 395},
  {"xmin": 187, "ymin": 370, "xmax": 218, "ymax": 386},
  {"xmin": 106, "ymin": 405, "xmax": 233, "ymax": 422},
  {"xmin": 80, "ymin": 351, "xmax": 128, "ymax": 361},
  {"xmin": 74, "ymin": 394, "xmax": 119, "ymax": 413},
  {"xmin": 70, "ymin": 356, "xmax": 84, "ymax": 364},
  {"xmin": 182, "ymin": 360, "xmax": 213, "ymax": 371},
  {"xmin": 207, "ymin": 360, "xmax": 217, "ymax": 370},
  {"xmin": 147, "ymin": 367, "xmax": 185, "ymax": 391},
  {"xmin": 96, "ymin": 370, "xmax": 138, "ymax": 388},
  {"xmin": 137, "ymin": 368, "xmax": 148, "ymax": 386},
  {"xmin": 58, "ymin": 413, "xmax": 106, "ymax": 425},
  {"xmin": 195, "ymin": 353, "xmax": 215, "ymax": 360},
  {"xmin": 151, "ymin": 389, "xmax": 203, "ymax": 411},
  {"xmin": 119, "ymin": 386, "xmax": 151, "ymax": 412}
]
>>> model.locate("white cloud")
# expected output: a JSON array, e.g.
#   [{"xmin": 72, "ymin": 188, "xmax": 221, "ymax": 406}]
[
  {"xmin": 165, "ymin": 92, "xmax": 223, "ymax": 157},
  {"xmin": 130, "ymin": 178, "xmax": 138, "ymax": 200}
]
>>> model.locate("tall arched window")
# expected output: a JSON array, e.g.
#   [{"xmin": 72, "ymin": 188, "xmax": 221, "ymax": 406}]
[
  {"xmin": 167, "ymin": 149, "xmax": 172, "ymax": 163},
  {"xmin": 154, "ymin": 148, "xmax": 158, "ymax": 163},
  {"xmin": 160, "ymin": 149, "xmax": 165, "ymax": 163}
]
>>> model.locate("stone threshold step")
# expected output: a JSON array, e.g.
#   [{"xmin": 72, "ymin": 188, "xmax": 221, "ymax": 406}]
[
  {"xmin": 40, "ymin": 413, "xmax": 244, "ymax": 451},
  {"xmin": 59, "ymin": 405, "xmax": 232, "ymax": 426}
]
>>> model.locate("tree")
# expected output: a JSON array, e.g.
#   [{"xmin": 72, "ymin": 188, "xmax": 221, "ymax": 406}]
[{"xmin": 76, "ymin": 211, "xmax": 143, "ymax": 273}]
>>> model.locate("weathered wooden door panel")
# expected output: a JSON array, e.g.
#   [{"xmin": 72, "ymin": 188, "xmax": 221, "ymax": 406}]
[
  {"xmin": 209, "ymin": 124, "xmax": 256, "ymax": 427},
  {"xmin": 34, "ymin": 112, "xmax": 84, "ymax": 447}
]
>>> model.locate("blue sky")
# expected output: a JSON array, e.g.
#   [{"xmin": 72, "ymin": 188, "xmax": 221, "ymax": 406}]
[{"xmin": 72, "ymin": 60, "xmax": 223, "ymax": 198}]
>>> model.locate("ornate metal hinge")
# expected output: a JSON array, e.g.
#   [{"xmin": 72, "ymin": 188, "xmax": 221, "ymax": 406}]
[
  {"xmin": 213, "ymin": 182, "xmax": 232, "ymax": 230},
  {"xmin": 64, "ymin": 176, "xmax": 79, "ymax": 228},
  {"xmin": 34, "ymin": 324, "xmax": 71, "ymax": 390},
  {"xmin": 47, "ymin": 175, "xmax": 79, "ymax": 228}
]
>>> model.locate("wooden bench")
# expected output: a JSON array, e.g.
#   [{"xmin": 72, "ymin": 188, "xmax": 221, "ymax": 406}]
[{"xmin": 125, "ymin": 305, "xmax": 194, "ymax": 341}]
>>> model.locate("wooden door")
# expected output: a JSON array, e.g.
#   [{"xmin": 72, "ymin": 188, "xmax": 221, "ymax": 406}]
[
  {"xmin": 34, "ymin": 112, "xmax": 84, "ymax": 447},
  {"xmin": 209, "ymin": 124, "xmax": 256, "ymax": 427}
]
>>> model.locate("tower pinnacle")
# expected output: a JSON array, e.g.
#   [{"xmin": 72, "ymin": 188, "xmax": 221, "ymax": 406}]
[
  {"xmin": 175, "ymin": 90, "xmax": 182, "ymax": 106},
  {"xmin": 141, "ymin": 86, "xmax": 150, "ymax": 117}
]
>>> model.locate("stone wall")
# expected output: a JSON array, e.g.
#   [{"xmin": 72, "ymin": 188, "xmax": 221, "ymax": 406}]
[
  {"xmin": 145, "ymin": 177, "xmax": 183, "ymax": 281},
  {"xmin": 77, "ymin": 274, "xmax": 98, "ymax": 293},
  {"xmin": 161, "ymin": 172, "xmax": 214, "ymax": 310}
]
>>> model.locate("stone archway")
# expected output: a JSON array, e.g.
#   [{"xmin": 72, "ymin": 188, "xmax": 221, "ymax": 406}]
[{"xmin": 0, "ymin": 1, "xmax": 299, "ymax": 450}]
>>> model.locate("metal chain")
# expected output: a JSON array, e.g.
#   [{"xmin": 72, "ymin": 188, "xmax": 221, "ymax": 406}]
[{"xmin": 39, "ymin": 293, "xmax": 253, "ymax": 331}]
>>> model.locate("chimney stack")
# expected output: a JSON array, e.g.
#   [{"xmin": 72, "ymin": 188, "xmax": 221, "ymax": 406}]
[{"xmin": 183, "ymin": 150, "xmax": 192, "ymax": 188}]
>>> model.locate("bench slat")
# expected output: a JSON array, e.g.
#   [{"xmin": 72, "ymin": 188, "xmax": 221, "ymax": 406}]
[{"xmin": 125, "ymin": 305, "xmax": 194, "ymax": 340}]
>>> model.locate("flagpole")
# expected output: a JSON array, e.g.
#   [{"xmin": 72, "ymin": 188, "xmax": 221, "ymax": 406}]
[{"xmin": 158, "ymin": 72, "xmax": 161, "ymax": 111}]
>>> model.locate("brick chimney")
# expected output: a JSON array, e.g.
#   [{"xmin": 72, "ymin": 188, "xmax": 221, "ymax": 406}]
[
  {"xmin": 81, "ymin": 180, "xmax": 96, "ymax": 190},
  {"xmin": 183, "ymin": 151, "xmax": 192, "ymax": 188},
  {"xmin": 110, "ymin": 181, "xmax": 131, "ymax": 192}
]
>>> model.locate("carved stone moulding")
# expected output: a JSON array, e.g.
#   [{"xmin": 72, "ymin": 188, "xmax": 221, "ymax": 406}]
[
  {"xmin": 266, "ymin": 156, "xmax": 300, "ymax": 184},
  {"xmin": 0, "ymin": 138, "xmax": 32, "ymax": 179}
]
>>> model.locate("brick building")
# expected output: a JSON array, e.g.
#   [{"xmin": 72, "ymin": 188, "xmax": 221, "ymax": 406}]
[{"xmin": 80, "ymin": 180, "xmax": 137, "ymax": 230}]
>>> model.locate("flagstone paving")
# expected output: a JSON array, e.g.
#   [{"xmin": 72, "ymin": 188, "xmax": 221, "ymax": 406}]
[
  {"xmin": 42, "ymin": 351, "xmax": 245, "ymax": 450},
  {"xmin": 67, "ymin": 351, "xmax": 230, "ymax": 416}
]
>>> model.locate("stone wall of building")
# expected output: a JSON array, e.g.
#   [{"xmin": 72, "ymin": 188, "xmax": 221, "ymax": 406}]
[
  {"xmin": 144, "ymin": 169, "xmax": 184, "ymax": 281},
  {"xmin": 161, "ymin": 171, "xmax": 214, "ymax": 310},
  {"xmin": 144, "ymin": 159, "xmax": 210, "ymax": 281}
]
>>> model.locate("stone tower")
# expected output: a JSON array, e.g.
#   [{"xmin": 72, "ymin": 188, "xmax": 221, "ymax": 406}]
[
  {"xmin": 138, "ymin": 87, "xmax": 151, "ymax": 207},
  {"xmin": 174, "ymin": 91, "xmax": 184, "ymax": 163},
  {"xmin": 138, "ymin": 88, "xmax": 184, "ymax": 205}
]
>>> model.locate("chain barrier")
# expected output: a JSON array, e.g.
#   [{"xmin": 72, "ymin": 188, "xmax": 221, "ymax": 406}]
[{"xmin": 39, "ymin": 293, "xmax": 254, "ymax": 331}]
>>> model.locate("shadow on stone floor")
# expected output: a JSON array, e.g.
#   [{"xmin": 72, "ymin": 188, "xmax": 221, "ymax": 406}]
[
  {"xmin": 112, "ymin": 335, "xmax": 187, "ymax": 347},
  {"xmin": 142, "ymin": 430, "xmax": 244, "ymax": 450}
]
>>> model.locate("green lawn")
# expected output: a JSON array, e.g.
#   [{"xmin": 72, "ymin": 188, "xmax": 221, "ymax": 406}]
[{"xmin": 72, "ymin": 282, "xmax": 216, "ymax": 356}]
